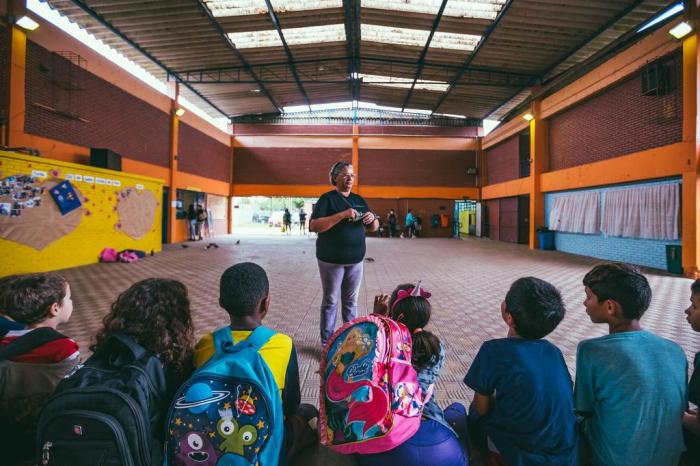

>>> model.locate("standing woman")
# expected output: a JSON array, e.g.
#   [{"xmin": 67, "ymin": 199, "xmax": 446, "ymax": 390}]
[{"xmin": 310, "ymin": 162, "xmax": 379, "ymax": 345}]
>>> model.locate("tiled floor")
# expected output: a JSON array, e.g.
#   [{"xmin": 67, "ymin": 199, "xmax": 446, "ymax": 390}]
[{"xmin": 56, "ymin": 234, "xmax": 700, "ymax": 465}]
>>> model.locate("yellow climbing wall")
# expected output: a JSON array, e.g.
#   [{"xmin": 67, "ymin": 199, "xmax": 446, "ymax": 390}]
[{"xmin": 0, "ymin": 151, "xmax": 163, "ymax": 276}]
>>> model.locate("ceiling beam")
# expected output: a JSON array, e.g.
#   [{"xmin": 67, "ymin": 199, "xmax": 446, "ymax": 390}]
[
  {"xmin": 193, "ymin": 0, "xmax": 281, "ymax": 112},
  {"xmin": 431, "ymin": 0, "xmax": 516, "ymax": 113},
  {"xmin": 69, "ymin": 0, "xmax": 229, "ymax": 118},
  {"xmin": 173, "ymin": 57, "xmax": 537, "ymax": 81},
  {"xmin": 401, "ymin": 0, "xmax": 448, "ymax": 112},
  {"xmin": 264, "ymin": 0, "xmax": 311, "ymax": 108}
]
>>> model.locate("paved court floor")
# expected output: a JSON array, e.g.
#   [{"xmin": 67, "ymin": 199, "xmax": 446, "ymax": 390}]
[{"xmin": 56, "ymin": 234, "xmax": 700, "ymax": 465}]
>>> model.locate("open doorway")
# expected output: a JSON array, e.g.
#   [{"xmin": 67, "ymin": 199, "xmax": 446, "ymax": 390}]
[{"xmin": 232, "ymin": 196, "xmax": 318, "ymax": 236}]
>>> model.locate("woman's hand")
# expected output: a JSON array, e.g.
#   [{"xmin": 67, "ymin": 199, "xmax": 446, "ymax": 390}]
[
  {"xmin": 361, "ymin": 211, "xmax": 376, "ymax": 225},
  {"xmin": 343, "ymin": 208, "xmax": 357, "ymax": 221},
  {"xmin": 373, "ymin": 293, "xmax": 391, "ymax": 316}
]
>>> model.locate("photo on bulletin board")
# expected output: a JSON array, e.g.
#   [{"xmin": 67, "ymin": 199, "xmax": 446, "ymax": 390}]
[{"xmin": 0, "ymin": 173, "xmax": 83, "ymax": 250}]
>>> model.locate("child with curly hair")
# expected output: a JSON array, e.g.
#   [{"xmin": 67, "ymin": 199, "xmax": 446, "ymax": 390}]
[{"xmin": 92, "ymin": 278, "xmax": 195, "ymax": 388}]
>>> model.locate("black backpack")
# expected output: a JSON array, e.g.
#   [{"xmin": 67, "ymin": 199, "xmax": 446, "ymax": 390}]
[{"xmin": 36, "ymin": 334, "xmax": 169, "ymax": 466}]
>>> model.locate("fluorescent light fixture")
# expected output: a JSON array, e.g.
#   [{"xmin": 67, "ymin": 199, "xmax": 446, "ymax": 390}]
[
  {"xmin": 669, "ymin": 21, "xmax": 693, "ymax": 39},
  {"xmin": 205, "ymin": 0, "xmax": 342, "ymax": 17},
  {"xmin": 362, "ymin": 24, "xmax": 480, "ymax": 51},
  {"xmin": 434, "ymin": 112, "xmax": 467, "ymax": 119},
  {"xmin": 363, "ymin": 0, "xmax": 506, "ymax": 20},
  {"xmin": 638, "ymin": 2, "xmax": 684, "ymax": 33},
  {"xmin": 16, "ymin": 15, "xmax": 40, "ymax": 31},
  {"xmin": 229, "ymin": 24, "xmax": 345, "ymax": 49},
  {"xmin": 359, "ymin": 73, "xmax": 449, "ymax": 92},
  {"xmin": 522, "ymin": 112, "xmax": 534, "ymax": 121},
  {"xmin": 175, "ymin": 108, "xmax": 186, "ymax": 117}
]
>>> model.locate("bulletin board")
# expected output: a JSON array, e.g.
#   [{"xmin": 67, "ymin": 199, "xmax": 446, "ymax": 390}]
[{"xmin": 0, "ymin": 151, "xmax": 163, "ymax": 276}]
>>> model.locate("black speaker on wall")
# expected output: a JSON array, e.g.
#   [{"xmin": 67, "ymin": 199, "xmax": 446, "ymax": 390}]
[{"xmin": 90, "ymin": 148, "xmax": 122, "ymax": 171}]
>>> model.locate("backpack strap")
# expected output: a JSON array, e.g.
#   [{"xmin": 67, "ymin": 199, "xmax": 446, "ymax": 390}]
[
  {"xmin": 213, "ymin": 325, "xmax": 276, "ymax": 356},
  {"xmin": 237, "ymin": 326, "xmax": 276, "ymax": 352},
  {"xmin": 0, "ymin": 327, "xmax": 65, "ymax": 361}
]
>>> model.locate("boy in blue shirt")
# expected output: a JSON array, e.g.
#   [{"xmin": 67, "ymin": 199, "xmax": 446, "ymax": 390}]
[
  {"xmin": 464, "ymin": 277, "xmax": 577, "ymax": 466},
  {"xmin": 576, "ymin": 263, "xmax": 687, "ymax": 466},
  {"xmin": 683, "ymin": 279, "xmax": 700, "ymax": 464}
]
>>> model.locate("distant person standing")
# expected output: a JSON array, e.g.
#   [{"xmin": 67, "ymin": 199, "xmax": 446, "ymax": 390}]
[
  {"xmin": 283, "ymin": 208, "xmax": 292, "ymax": 235},
  {"xmin": 195, "ymin": 204, "xmax": 206, "ymax": 240},
  {"xmin": 187, "ymin": 204, "xmax": 197, "ymax": 241},
  {"xmin": 299, "ymin": 207, "xmax": 307, "ymax": 235},
  {"xmin": 403, "ymin": 209, "xmax": 415, "ymax": 238},
  {"xmin": 310, "ymin": 162, "xmax": 379, "ymax": 345},
  {"xmin": 387, "ymin": 209, "xmax": 398, "ymax": 238}
]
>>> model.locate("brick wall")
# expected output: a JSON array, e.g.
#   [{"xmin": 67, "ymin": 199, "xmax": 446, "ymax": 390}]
[
  {"xmin": 549, "ymin": 52, "xmax": 682, "ymax": 171},
  {"xmin": 178, "ymin": 122, "xmax": 230, "ymax": 183},
  {"xmin": 544, "ymin": 178, "xmax": 682, "ymax": 270},
  {"xmin": 24, "ymin": 41, "xmax": 170, "ymax": 167},
  {"xmin": 234, "ymin": 147, "xmax": 351, "ymax": 184},
  {"xmin": 485, "ymin": 134, "xmax": 520, "ymax": 185},
  {"xmin": 360, "ymin": 149, "xmax": 477, "ymax": 187}
]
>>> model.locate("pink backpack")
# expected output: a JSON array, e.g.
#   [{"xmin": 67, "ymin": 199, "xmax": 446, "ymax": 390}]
[
  {"xmin": 319, "ymin": 315, "xmax": 432, "ymax": 454},
  {"xmin": 99, "ymin": 247, "xmax": 118, "ymax": 263}
]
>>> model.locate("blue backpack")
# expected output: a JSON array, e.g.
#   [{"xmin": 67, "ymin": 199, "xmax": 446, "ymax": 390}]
[{"xmin": 163, "ymin": 326, "xmax": 283, "ymax": 466}]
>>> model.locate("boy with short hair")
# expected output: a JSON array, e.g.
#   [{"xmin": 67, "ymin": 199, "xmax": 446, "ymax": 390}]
[
  {"xmin": 0, "ymin": 273, "xmax": 80, "ymax": 463},
  {"xmin": 464, "ymin": 277, "xmax": 577, "ymax": 465},
  {"xmin": 576, "ymin": 263, "xmax": 687, "ymax": 466},
  {"xmin": 193, "ymin": 262, "xmax": 316, "ymax": 464},
  {"xmin": 682, "ymin": 279, "xmax": 700, "ymax": 464}
]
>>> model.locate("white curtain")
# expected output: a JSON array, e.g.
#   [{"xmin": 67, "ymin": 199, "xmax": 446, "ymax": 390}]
[
  {"xmin": 548, "ymin": 192, "xmax": 600, "ymax": 234},
  {"xmin": 600, "ymin": 183, "xmax": 679, "ymax": 240}
]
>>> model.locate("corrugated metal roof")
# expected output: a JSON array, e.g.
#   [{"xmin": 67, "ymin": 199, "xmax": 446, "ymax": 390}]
[{"xmin": 42, "ymin": 0, "xmax": 676, "ymax": 122}]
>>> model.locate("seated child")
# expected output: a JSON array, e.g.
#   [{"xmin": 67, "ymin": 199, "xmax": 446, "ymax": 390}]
[
  {"xmin": 576, "ymin": 263, "xmax": 687, "ymax": 466},
  {"xmin": 0, "ymin": 273, "xmax": 80, "ymax": 463},
  {"xmin": 464, "ymin": 277, "xmax": 577, "ymax": 466},
  {"xmin": 0, "ymin": 275, "xmax": 26, "ymax": 337},
  {"xmin": 193, "ymin": 262, "xmax": 317, "ymax": 464},
  {"xmin": 360, "ymin": 282, "xmax": 467, "ymax": 466},
  {"xmin": 683, "ymin": 279, "xmax": 700, "ymax": 464},
  {"xmin": 91, "ymin": 277, "xmax": 195, "ymax": 394}
]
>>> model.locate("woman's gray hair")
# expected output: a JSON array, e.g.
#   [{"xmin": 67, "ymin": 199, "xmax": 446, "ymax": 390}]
[{"xmin": 329, "ymin": 161, "xmax": 352, "ymax": 185}]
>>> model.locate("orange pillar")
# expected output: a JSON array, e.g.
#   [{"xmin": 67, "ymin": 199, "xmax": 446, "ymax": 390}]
[
  {"xmin": 529, "ymin": 99, "xmax": 548, "ymax": 249},
  {"xmin": 228, "ymin": 134, "xmax": 235, "ymax": 234},
  {"xmin": 167, "ymin": 84, "xmax": 180, "ymax": 244},
  {"xmin": 6, "ymin": 25, "xmax": 27, "ymax": 147},
  {"xmin": 682, "ymin": 26, "xmax": 700, "ymax": 277},
  {"xmin": 352, "ymin": 124, "xmax": 359, "ymax": 189}
]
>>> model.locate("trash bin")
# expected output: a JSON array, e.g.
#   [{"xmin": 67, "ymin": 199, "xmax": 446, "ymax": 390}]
[
  {"xmin": 666, "ymin": 245, "xmax": 682, "ymax": 274},
  {"xmin": 538, "ymin": 230, "xmax": 555, "ymax": 250}
]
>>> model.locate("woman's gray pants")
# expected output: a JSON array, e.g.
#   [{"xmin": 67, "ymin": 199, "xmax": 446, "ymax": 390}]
[{"xmin": 318, "ymin": 259, "xmax": 363, "ymax": 345}]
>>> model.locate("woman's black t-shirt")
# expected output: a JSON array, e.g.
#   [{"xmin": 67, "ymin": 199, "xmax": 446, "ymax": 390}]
[{"xmin": 311, "ymin": 190, "xmax": 370, "ymax": 264}]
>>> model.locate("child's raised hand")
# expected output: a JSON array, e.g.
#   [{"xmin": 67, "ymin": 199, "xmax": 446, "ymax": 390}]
[{"xmin": 373, "ymin": 293, "xmax": 391, "ymax": 316}]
